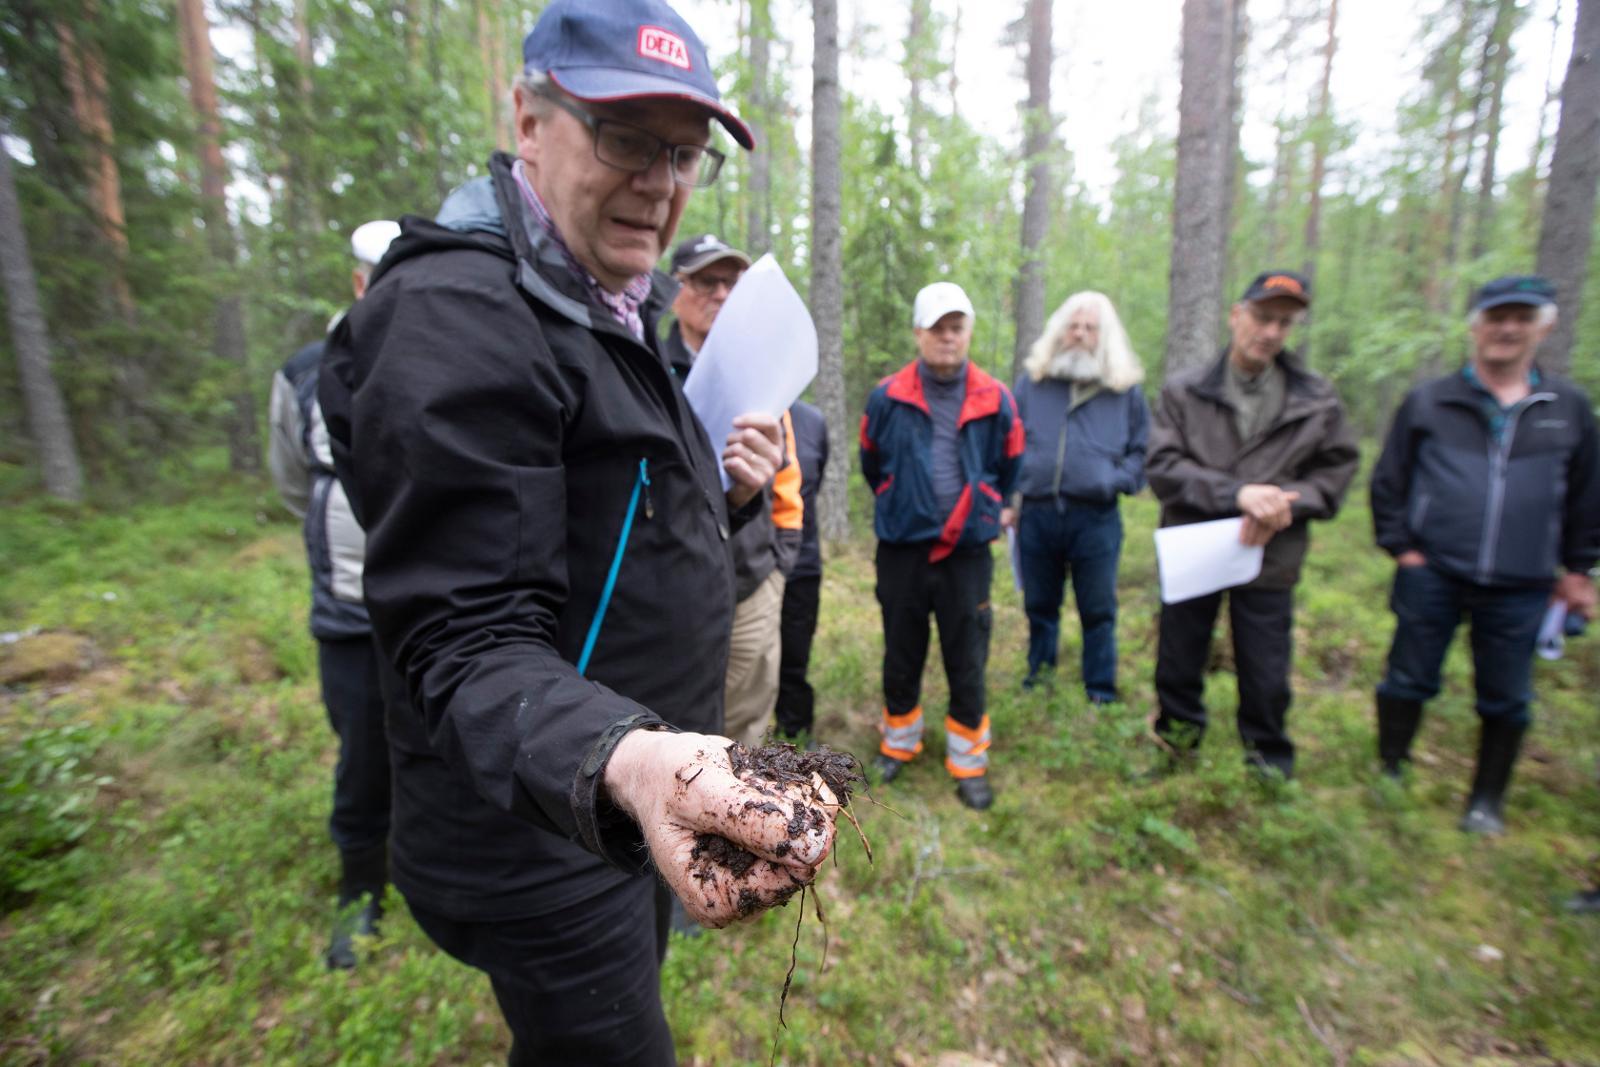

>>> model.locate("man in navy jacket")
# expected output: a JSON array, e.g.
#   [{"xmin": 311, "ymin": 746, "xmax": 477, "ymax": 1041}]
[
  {"xmin": 860, "ymin": 281, "xmax": 1024, "ymax": 810},
  {"xmin": 1371, "ymin": 275, "xmax": 1600, "ymax": 835}
]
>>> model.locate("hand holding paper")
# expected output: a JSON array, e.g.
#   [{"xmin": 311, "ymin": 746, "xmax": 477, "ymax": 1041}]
[
  {"xmin": 1154, "ymin": 518, "xmax": 1265, "ymax": 604},
  {"xmin": 681, "ymin": 255, "xmax": 818, "ymax": 491}
]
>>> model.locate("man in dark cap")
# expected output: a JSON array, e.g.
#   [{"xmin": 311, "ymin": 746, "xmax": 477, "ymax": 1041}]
[
  {"xmin": 319, "ymin": 2, "xmax": 838, "ymax": 1062},
  {"xmin": 1371, "ymin": 275, "xmax": 1599, "ymax": 834},
  {"xmin": 1147, "ymin": 271, "xmax": 1359, "ymax": 779}
]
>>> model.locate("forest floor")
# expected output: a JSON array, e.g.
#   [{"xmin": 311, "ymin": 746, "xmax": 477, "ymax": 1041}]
[{"xmin": 2, "ymin": 472, "xmax": 1598, "ymax": 1066}]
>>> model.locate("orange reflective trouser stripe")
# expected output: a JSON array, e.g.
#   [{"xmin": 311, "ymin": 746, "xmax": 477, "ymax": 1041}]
[
  {"xmin": 879, "ymin": 705, "xmax": 925, "ymax": 761},
  {"xmin": 944, "ymin": 714, "xmax": 991, "ymax": 778}
]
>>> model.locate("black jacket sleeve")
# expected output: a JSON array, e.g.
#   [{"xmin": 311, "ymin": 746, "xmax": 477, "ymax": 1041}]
[
  {"xmin": 336, "ymin": 267, "xmax": 667, "ymax": 871},
  {"xmin": 1370, "ymin": 391, "xmax": 1419, "ymax": 558},
  {"xmin": 1562, "ymin": 396, "xmax": 1600, "ymax": 574}
]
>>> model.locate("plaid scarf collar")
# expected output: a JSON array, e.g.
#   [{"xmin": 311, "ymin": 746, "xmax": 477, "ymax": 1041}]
[{"xmin": 512, "ymin": 159, "xmax": 652, "ymax": 341}]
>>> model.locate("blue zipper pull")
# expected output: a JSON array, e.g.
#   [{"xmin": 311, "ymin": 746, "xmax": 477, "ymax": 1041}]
[{"xmin": 640, "ymin": 458, "xmax": 654, "ymax": 519}]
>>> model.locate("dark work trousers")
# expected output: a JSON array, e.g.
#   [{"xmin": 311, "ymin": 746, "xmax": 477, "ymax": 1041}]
[
  {"xmin": 409, "ymin": 876, "xmax": 675, "ymax": 1067},
  {"xmin": 1154, "ymin": 586, "xmax": 1296, "ymax": 775},
  {"xmin": 1017, "ymin": 499, "xmax": 1124, "ymax": 700},
  {"xmin": 775, "ymin": 573, "xmax": 822, "ymax": 738},
  {"xmin": 317, "ymin": 636, "xmax": 392, "ymax": 854},
  {"xmin": 1377, "ymin": 563, "xmax": 1549, "ymax": 725},
  {"xmin": 876, "ymin": 541, "xmax": 994, "ymax": 730}
]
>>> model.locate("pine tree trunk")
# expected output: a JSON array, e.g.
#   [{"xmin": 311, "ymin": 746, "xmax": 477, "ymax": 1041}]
[
  {"xmin": 1165, "ymin": 0, "xmax": 1235, "ymax": 375},
  {"xmin": 1536, "ymin": 0, "xmax": 1600, "ymax": 374},
  {"xmin": 811, "ymin": 0, "xmax": 849, "ymax": 542},
  {"xmin": 0, "ymin": 137, "xmax": 85, "ymax": 502},
  {"xmin": 55, "ymin": 10, "xmax": 134, "ymax": 324},
  {"xmin": 1300, "ymin": 0, "xmax": 1338, "ymax": 362},
  {"xmin": 906, "ymin": 0, "xmax": 931, "ymax": 177},
  {"xmin": 1219, "ymin": 0, "xmax": 1248, "ymax": 276},
  {"xmin": 1011, "ymin": 0, "xmax": 1052, "ymax": 382},
  {"xmin": 177, "ymin": 0, "xmax": 259, "ymax": 473},
  {"xmin": 745, "ymin": 0, "xmax": 772, "ymax": 256},
  {"xmin": 1470, "ymin": 0, "xmax": 1517, "ymax": 259}
]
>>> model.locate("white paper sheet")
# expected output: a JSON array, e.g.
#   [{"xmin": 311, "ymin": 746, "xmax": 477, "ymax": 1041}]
[
  {"xmin": 1153, "ymin": 517, "xmax": 1265, "ymax": 604},
  {"xmin": 681, "ymin": 255, "xmax": 818, "ymax": 490},
  {"xmin": 1536, "ymin": 601, "xmax": 1567, "ymax": 661}
]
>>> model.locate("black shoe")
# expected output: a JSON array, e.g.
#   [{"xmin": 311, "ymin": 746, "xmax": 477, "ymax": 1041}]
[
  {"xmin": 325, "ymin": 842, "xmax": 387, "ymax": 970},
  {"xmin": 1022, "ymin": 666, "xmax": 1053, "ymax": 691},
  {"xmin": 1565, "ymin": 888, "xmax": 1600, "ymax": 914},
  {"xmin": 955, "ymin": 776, "xmax": 994, "ymax": 811},
  {"xmin": 1087, "ymin": 693, "xmax": 1117, "ymax": 708},
  {"xmin": 873, "ymin": 754, "xmax": 905, "ymax": 784},
  {"xmin": 325, "ymin": 894, "xmax": 381, "ymax": 970},
  {"xmin": 1460, "ymin": 717, "xmax": 1526, "ymax": 836},
  {"xmin": 1377, "ymin": 694, "xmax": 1425, "ymax": 779}
]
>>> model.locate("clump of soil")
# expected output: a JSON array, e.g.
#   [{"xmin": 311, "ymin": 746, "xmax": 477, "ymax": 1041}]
[{"xmin": 687, "ymin": 741, "xmax": 866, "ymax": 918}]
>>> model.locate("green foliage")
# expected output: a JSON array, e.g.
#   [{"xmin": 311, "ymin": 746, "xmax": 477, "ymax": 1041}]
[
  {"xmin": 0, "ymin": 719, "xmax": 108, "ymax": 911},
  {"xmin": 6, "ymin": 482, "xmax": 1598, "ymax": 1064}
]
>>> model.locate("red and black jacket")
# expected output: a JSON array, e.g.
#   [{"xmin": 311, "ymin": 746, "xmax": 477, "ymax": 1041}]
[{"xmin": 859, "ymin": 360, "xmax": 1024, "ymax": 560}]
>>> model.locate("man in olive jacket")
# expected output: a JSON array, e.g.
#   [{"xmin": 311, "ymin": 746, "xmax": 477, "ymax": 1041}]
[{"xmin": 1147, "ymin": 271, "xmax": 1359, "ymax": 778}]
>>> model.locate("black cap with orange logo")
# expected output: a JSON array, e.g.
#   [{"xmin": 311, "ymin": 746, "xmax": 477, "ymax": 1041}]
[{"xmin": 1240, "ymin": 270, "xmax": 1311, "ymax": 307}]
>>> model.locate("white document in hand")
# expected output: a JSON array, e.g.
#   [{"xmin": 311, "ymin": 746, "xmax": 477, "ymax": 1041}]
[
  {"xmin": 1153, "ymin": 517, "xmax": 1265, "ymax": 604},
  {"xmin": 681, "ymin": 254, "xmax": 818, "ymax": 490}
]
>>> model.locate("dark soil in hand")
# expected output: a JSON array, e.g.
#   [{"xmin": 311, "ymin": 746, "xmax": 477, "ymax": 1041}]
[{"xmin": 687, "ymin": 742, "xmax": 864, "ymax": 916}]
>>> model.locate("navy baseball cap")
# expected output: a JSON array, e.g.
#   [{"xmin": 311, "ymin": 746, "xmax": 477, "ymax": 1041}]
[
  {"xmin": 670, "ymin": 233, "xmax": 751, "ymax": 275},
  {"xmin": 1470, "ymin": 275, "xmax": 1556, "ymax": 312},
  {"xmin": 1239, "ymin": 270, "xmax": 1311, "ymax": 306},
  {"xmin": 523, "ymin": 0, "xmax": 755, "ymax": 150}
]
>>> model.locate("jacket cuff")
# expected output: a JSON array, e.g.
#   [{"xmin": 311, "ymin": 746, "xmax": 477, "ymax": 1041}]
[
  {"xmin": 572, "ymin": 712, "xmax": 675, "ymax": 872},
  {"xmin": 727, "ymin": 489, "xmax": 765, "ymax": 535}
]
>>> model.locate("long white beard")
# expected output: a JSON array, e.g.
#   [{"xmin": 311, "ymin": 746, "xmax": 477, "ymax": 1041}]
[{"xmin": 1049, "ymin": 348, "xmax": 1101, "ymax": 383}]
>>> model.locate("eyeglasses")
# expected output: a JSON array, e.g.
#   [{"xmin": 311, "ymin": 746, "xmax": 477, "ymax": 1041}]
[
  {"xmin": 683, "ymin": 272, "xmax": 742, "ymax": 295},
  {"xmin": 539, "ymin": 90, "xmax": 726, "ymax": 188}
]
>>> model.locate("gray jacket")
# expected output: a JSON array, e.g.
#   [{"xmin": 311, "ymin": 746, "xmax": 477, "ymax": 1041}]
[
  {"xmin": 1013, "ymin": 375, "xmax": 1149, "ymax": 503},
  {"xmin": 269, "ymin": 338, "xmax": 370, "ymax": 640}
]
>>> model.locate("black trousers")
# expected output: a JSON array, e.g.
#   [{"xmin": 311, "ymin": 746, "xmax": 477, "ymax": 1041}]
[
  {"xmin": 317, "ymin": 636, "xmax": 392, "ymax": 855},
  {"xmin": 1154, "ymin": 586, "xmax": 1296, "ymax": 775},
  {"xmin": 409, "ymin": 876, "xmax": 676, "ymax": 1067},
  {"xmin": 876, "ymin": 542, "xmax": 993, "ymax": 729},
  {"xmin": 775, "ymin": 573, "xmax": 822, "ymax": 738}
]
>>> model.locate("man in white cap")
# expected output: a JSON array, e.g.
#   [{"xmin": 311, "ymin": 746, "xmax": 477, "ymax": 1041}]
[
  {"xmin": 267, "ymin": 217, "xmax": 400, "ymax": 970},
  {"xmin": 859, "ymin": 281, "xmax": 1024, "ymax": 810}
]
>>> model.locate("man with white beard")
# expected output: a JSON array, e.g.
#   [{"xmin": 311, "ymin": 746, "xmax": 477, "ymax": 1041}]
[{"xmin": 1004, "ymin": 291, "xmax": 1149, "ymax": 702}]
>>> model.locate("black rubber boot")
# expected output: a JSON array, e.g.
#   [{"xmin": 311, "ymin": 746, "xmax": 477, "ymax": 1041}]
[
  {"xmin": 1376, "ymin": 695, "xmax": 1425, "ymax": 779},
  {"xmin": 955, "ymin": 775, "xmax": 994, "ymax": 811},
  {"xmin": 1565, "ymin": 888, "xmax": 1600, "ymax": 914},
  {"xmin": 873, "ymin": 754, "xmax": 906, "ymax": 784},
  {"xmin": 326, "ymin": 842, "xmax": 387, "ymax": 970},
  {"xmin": 1459, "ymin": 717, "xmax": 1527, "ymax": 836}
]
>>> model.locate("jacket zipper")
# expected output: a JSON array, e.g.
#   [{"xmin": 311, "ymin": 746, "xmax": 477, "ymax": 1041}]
[{"xmin": 1476, "ymin": 393, "xmax": 1554, "ymax": 583}]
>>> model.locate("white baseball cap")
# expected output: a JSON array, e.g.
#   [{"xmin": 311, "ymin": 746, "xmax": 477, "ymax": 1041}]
[
  {"xmin": 351, "ymin": 219, "xmax": 402, "ymax": 267},
  {"xmin": 912, "ymin": 281, "xmax": 975, "ymax": 329}
]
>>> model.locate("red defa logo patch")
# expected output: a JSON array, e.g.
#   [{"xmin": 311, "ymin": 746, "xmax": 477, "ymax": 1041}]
[
  {"xmin": 638, "ymin": 26, "xmax": 692, "ymax": 69},
  {"xmin": 1263, "ymin": 274, "xmax": 1304, "ymax": 295}
]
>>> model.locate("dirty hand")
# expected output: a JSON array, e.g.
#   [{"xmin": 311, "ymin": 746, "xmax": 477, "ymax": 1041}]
[
  {"xmin": 603, "ymin": 729, "xmax": 838, "ymax": 928},
  {"xmin": 1236, "ymin": 484, "xmax": 1301, "ymax": 544},
  {"xmin": 1000, "ymin": 506, "xmax": 1017, "ymax": 531},
  {"xmin": 723, "ymin": 413, "xmax": 784, "ymax": 511},
  {"xmin": 1554, "ymin": 571, "xmax": 1598, "ymax": 620}
]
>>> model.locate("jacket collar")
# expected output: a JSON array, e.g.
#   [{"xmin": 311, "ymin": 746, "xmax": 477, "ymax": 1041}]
[
  {"xmin": 1191, "ymin": 345, "xmax": 1333, "ymax": 421},
  {"xmin": 884, "ymin": 359, "xmax": 1006, "ymax": 427}
]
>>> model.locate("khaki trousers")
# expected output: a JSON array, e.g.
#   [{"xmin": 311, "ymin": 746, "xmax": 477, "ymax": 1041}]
[{"xmin": 723, "ymin": 569, "xmax": 786, "ymax": 747}]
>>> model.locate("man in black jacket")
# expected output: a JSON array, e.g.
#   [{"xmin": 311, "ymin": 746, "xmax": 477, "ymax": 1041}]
[
  {"xmin": 268, "ymin": 219, "xmax": 399, "ymax": 970},
  {"xmin": 1371, "ymin": 275, "xmax": 1599, "ymax": 835},
  {"xmin": 319, "ymin": 2, "xmax": 838, "ymax": 1062}
]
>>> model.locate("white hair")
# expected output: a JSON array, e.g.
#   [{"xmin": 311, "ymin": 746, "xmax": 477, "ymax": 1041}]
[
  {"xmin": 514, "ymin": 68, "xmax": 554, "ymax": 115},
  {"xmin": 1468, "ymin": 304, "xmax": 1558, "ymax": 328},
  {"xmin": 1024, "ymin": 291, "xmax": 1145, "ymax": 392}
]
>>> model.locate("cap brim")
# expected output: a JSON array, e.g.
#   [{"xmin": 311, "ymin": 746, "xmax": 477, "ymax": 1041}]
[
  {"xmin": 675, "ymin": 249, "xmax": 752, "ymax": 275},
  {"xmin": 914, "ymin": 304, "xmax": 975, "ymax": 329},
  {"xmin": 549, "ymin": 69, "xmax": 755, "ymax": 150},
  {"xmin": 1477, "ymin": 293, "xmax": 1552, "ymax": 310},
  {"xmin": 1249, "ymin": 289, "xmax": 1310, "ymax": 306}
]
